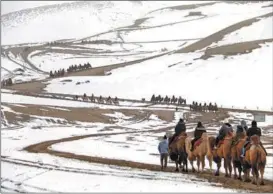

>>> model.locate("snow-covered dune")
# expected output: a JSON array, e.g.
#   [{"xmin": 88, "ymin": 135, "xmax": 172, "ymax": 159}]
[{"xmin": 45, "ymin": 43, "xmax": 273, "ymax": 111}]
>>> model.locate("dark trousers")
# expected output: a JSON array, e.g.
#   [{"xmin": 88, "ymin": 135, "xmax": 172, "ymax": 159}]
[
  {"xmin": 191, "ymin": 137, "xmax": 199, "ymax": 150},
  {"xmin": 160, "ymin": 153, "xmax": 168, "ymax": 169}
]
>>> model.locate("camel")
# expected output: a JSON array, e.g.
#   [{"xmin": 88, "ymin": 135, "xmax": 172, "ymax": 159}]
[
  {"xmin": 168, "ymin": 132, "xmax": 188, "ymax": 172},
  {"xmin": 208, "ymin": 132, "xmax": 233, "ymax": 177},
  {"xmin": 185, "ymin": 133, "xmax": 210, "ymax": 173},
  {"xmin": 243, "ymin": 135, "xmax": 266, "ymax": 185},
  {"xmin": 231, "ymin": 131, "xmax": 247, "ymax": 180}
]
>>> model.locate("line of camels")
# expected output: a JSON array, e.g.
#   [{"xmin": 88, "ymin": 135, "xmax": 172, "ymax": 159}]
[
  {"xmin": 49, "ymin": 62, "xmax": 93, "ymax": 78},
  {"xmin": 150, "ymin": 94, "xmax": 219, "ymax": 112},
  {"xmin": 168, "ymin": 131, "xmax": 266, "ymax": 186},
  {"xmin": 73, "ymin": 93, "xmax": 119, "ymax": 105},
  {"xmin": 72, "ymin": 93, "xmax": 220, "ymax": 112}
]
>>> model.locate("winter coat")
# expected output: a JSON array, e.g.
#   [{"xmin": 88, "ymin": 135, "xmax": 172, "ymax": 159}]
[
  {"xmin": 247, "ymin": 127, "xmax": 261, "ymax": 139},
  {"xmin": 194, "ymin": 126, "xmax": 206, "ymax": 139},
  {"xmin": 158, "ymin": 139, "xmax": 169, "ymax": 154},
  {"xmin": 218, "ymin": 124, "xmax": 233, "ymax": 139},
  {"xmin": 175, "ymin": 121, "xmax": 186, "ymax": 135}
]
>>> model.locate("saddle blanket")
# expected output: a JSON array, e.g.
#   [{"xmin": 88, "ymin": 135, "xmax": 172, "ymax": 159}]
[{"xmin": 194, "ymin": 138, "xmax": 203, "ymax": 148}]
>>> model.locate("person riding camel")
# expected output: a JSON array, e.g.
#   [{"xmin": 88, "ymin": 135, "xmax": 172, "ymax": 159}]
[
  {"xmin": 240, "ymin": 120, "xmax": 248, "ymax": 132},
  {"xmin": 241, "ymin": 120, "xmax": 267, "ymax": 157},
  {"xmin": 191, "ymin": 121, "xmax": 206, "ymax": 151},
  {"xmin": 215, "ymin": 123, "xmax": 233, "ymax": 148},
  {"xmin": 169, "ymin": 118, "xmax": 186, "ymax": 146}
]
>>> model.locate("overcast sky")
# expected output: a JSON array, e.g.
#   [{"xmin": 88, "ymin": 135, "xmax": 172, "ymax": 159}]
[{"xmin": 1, "ymin": 1, "xmax": 71, "ymax": 15}]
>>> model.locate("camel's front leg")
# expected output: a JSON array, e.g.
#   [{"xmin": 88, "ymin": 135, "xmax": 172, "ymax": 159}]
[
  {"xmin": 228, "ymin": 158, "xmax": 232, "ymax": 177},
  {"xmin": 175, "ymin": 161, "xmax": 179, "ymax": 172},
  {"xmin": 200, "ymin": 155, "xmax": 205, "ymax": 173},
  {"xmin": 224, "ymin": 158, "xmax": 229, "ymax": 177},
  {"xmin": 260, "ymin": 166, "xmax": 265, "ymax": 185},
  {"xmin": 197, "ymin": 156, "xmax": 200, "ymax": 173},
  {"xmin": 190, "ymin": 160, "xmax": 195, "ymax": 173},
  {"xmin": 233, "ymin": 161, "xmax": 238, "ymax": 179}
]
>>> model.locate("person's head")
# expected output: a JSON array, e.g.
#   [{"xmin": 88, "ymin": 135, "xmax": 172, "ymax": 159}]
[
  {"xmin": 241, "ymin": 120, "xmax": 247, "ymax": 127},
  {"xmin": 251, "ymin": 120, "xmax": 257, "ymax": 127},
  {"xmin": 197, "ymin": 121, "xmax": 203, "ymax": 128},
  {"xmin": 237, "ymin": 125, "xmax": 243, "ymax": 131},
  {"xmin": 163, "ymin": 135, "xmax": 167, "ymax": 140},
  {"xmin": 179, "ymin": 118, "xmax": 184, "ymax": 123},
  {"xmin": 224, "ymin": 123, "xmax": 232, "ymax": 127}
]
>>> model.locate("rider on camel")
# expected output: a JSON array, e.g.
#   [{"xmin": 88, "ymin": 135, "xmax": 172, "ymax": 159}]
[
  {"xmin": 215, "ymin": 123, "xmax": 233, "ymax": 148},
  {"xmin": 169, "ymin": 118, "xmax": 186, "ymax": 146},
  {"xmin": 240, "ymin": 120, "xmax": 248, "ymax": 132},
  {"xmin": 191, "ymin": 121, "xmax": 206, "ymax": 151},
  {"xmin": 241, "ymin": 120, "xmax": 267, "ymax": 157}
]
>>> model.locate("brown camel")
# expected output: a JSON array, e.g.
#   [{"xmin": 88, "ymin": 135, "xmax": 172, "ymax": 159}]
[
  {"xmin": 168, "ymin": 132, "xmax": 188, "ymax": 172},
  {"xmin": 206, "ymin": 136, "xmax": 214, "ymax": 173},
  {"xmin": 231, "ymin": 131, "xmax": 247, "ymax": 180},
  {"xmin": 185, "ymin": 132, "xmax": 210, "ymax": 173},
  {"xmin": 208, "ymin": 132, "xmax": 233, "ymax": 177},
  {"xmin": 243, "ymin": 135, "xmax": 266, "ymax": 185}
]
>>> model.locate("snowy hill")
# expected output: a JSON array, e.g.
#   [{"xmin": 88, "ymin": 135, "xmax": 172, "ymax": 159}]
[{"xmin": 1, "ymin": 1, "xmax": 273, "ymax": 110}]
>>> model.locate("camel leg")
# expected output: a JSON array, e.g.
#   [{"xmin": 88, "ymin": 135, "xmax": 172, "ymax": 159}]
[
  {"xmin": 260, "ymin": 166, "xmax": 265, "ymax": 185},
  {"xmin": 200, "ymin": 155, "xmax": 205, "ymax": 173},
  {"xmin": 190, "ymin": 160, "xmax": 195, "ymax": 173},
  {"xmin": 175, "ymin": 161, "xmax": 179, "ymax": 172},
  {"xmin": 197, "ymin": 156, "xmax": 200, "ymax": 173},
  {"xmin": 233, "ymin": 161, "xmax": 238, "ymax": 179},
  {"xmin": 238, "ymin": 162, "xmax": 243, "ymax": 180},
  {"xmin": 185, "ymin": 159, "xmax": 188, "ymax": 173},
  {"xmin": 244, "ymin": 169, "xmax": 251, "ymax": 182},
  {"xmin": 251, "ymin": 164, "xmax": 259, "ymax": 185},
  {"xmin": 228, "ymin": 158, "xmax": 232, "ymax": 178},
  {"xmin": 224, "ymin": 158, "xmax": 228, "ymax": 177},
  {"xmin": 208, "ymin": 156, "xmax": 213, "ymax": 173},
  {"xmin": 215, "ymin": 161, "xmax": 221, "ymax": 176}
]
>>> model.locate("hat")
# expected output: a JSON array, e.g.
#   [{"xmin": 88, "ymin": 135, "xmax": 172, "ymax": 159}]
[
  {"xmin": 252, "ymin": 120, "xmax": 257, "ymax": 127},
  {"xmin": 240, "ymin": 120, "xmax": 247, "ymax": 126}
]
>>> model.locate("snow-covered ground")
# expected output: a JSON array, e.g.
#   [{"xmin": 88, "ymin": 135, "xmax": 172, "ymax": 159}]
[
  {"xmin": 45, "ymin": 43, "xmax": 273, "ymax": 111},
  {"xmin": 209, "ymin": 16, "xmax": 273, "ymax": 47},
  {"xmin": 1, "ymin": 108, "xmax": 238, "ymax": 192},
  {"xmin": 1, "ymin": 1, "xmax": 205, "ymax": 45},
  {"xmin": 1, "ymin": 2, "xmax": 273, "ymax": 192}
]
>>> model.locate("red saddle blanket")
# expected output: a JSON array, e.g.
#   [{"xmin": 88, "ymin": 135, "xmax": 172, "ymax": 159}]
[{"xmin": 194, "ymin": 138, "xmax": 203, "ymax": 149}]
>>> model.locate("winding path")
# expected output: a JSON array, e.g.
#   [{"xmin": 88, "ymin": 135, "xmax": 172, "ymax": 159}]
[{"xmin": 23, "ymin": 125, "xmax": 273, "ymax": 193}]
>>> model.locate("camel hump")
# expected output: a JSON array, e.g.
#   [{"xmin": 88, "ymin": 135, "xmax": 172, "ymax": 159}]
[
  {"xmin": 250, "ymin": 135, "xmax": 260, "ymax": 145},
  {"xmin": 201, "ymin": 132, "xmax": 208, "ymax": 138}
]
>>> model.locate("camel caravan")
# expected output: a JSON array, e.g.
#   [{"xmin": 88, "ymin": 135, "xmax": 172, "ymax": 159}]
[
  {"xmin": 158, "ymin": 119, "xmax": 268, "ymax": 186},
  {"xmin": 1, "ymin": 78, "xmax": 13, "ymax": 87},
  {"xmin": 49, "ymin": 63, "xmax": 92, "ymax": 78},
  {"xmin": 49, "ymin": 69, "xmax": 65, "ymax": 78},
  {"xmin": 190, "ymin": 101, "xmax": 218, "ymax": 112},
  {"xmin": 73, "ymin": 93, "xmax": 119, "ymax": 105},
  {"xmin": 150, "ymin": 94, "xmax": 187, "ymax": 105}
]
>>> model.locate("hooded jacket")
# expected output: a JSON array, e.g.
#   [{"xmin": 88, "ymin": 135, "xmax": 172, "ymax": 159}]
[
  {"xmin": 175, "ymin": 119, "xmax": 186, "ymax": 135},
  {"xmin": 194, "ymin": 122, "xmax": 206, "ymax": 139},
  {"xmin": 158, "ymin": 139, "xmax": 169, "ymax": 154},
  {"xmin": 218, "ymin": 123, "xmax": 233, "ymax": 137},
  {"xmin": 247, "ymin": 120, "xmax": 261, "ymax": 138}
]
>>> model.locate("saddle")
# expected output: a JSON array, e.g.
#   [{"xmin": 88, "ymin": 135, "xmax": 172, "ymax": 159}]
[
  {"xmin": 194, "ymin": 138, "xmax": 203, "ymax": 149},
  {"xmin": 169, "ymin": 132, "xmax": 187, "ymax": 147},
  {"xmin": 217, "ymin": 132, "xmax": 233, "ymax": 147}
]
